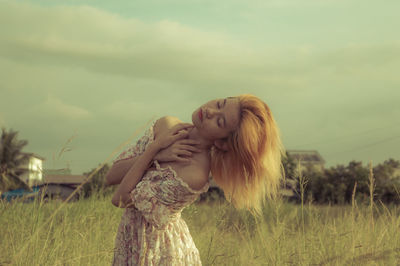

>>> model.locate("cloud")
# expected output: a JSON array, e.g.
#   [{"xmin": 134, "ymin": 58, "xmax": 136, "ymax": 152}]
[
  {"xmin": 1, "ymin": 0, "xmax": 399, "ymax": 92},
  {"xmin": 1, "ymin": 0, "xmax": 399, "ymax": 173},
  {"xmin": 0, "ymin": 1, "xmax": 271, "ymax": 88},
  {"xmin": 104, "ymin": 100, "xmax": 161, "ymax": 121},
  {"xmin": 30, "ymin": 95, "xmax": 92, "ymax": 121},
  {"xmin": 0, "ymin": 3, "xmax": 235, "ymax": 68}
]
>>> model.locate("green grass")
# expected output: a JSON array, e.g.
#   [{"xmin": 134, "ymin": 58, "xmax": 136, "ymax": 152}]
[{"xmin": 1, "ymin": 192, "xmax": 400, "ymax": 266}]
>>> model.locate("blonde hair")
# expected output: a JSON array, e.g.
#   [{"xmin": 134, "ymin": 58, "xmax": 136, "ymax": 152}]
[{"xmin": 210, "ymin": 94, "xmax": 286, "ymax": 217}]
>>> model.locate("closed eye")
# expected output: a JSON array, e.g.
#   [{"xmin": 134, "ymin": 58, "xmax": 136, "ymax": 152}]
[{"xmin": 217, "ymin": 100, "xmax": 225, "ymax": 127}]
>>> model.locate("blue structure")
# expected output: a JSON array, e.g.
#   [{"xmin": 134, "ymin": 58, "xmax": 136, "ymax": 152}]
[{"xmin": 1, "ymin": 186, "xmax": 40, "ymax": 202}]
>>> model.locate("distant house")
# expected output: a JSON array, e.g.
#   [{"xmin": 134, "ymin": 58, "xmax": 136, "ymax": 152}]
[
  {"xmin": 18, "ymin": 153, "xmax": 45, "ymax": 187},
  {"xmin": 4, "ymin": 153, "xmax": 85, "ymax": 202},
  {"xmin": 43, "ymin": 168, "xmax": 72, "ymax": 175},
  {"xmin": 287, "ymin": 150, "xmax": 326, "ymax": 173},
  {"xmin": 17, "ymin": 153, "xmax": 86, "ymax": 201},
  {"xmin": 38, "ymin": 173, "xmax": 87, "ymax": 201}
]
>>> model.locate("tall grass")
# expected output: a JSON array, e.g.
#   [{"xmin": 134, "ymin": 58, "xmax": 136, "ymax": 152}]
[
  {"xmin": 1, "ymin": 161, "xmax": 400, "ymax": 265},
  {"xmin": 2, "ymin": 192, "xmax": 400, "ymax": 265}
]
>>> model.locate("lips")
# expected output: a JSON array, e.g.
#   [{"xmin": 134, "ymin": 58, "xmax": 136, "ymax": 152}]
[{"xmin": 199, "ymin": 108, "xmax": 203, "ymax": 122}]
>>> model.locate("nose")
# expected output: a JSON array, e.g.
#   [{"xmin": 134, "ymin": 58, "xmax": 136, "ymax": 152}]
[{"xmin": 205, "ymin": 107, "xmax": 219, "ymax": 119}]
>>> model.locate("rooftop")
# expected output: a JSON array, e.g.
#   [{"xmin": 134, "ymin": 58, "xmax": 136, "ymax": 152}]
[{"xmin": 44, "ymin": 175, "xmax": 87, "ymax": 184}]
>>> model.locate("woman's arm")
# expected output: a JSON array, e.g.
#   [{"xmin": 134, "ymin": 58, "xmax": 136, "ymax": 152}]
[
  {"xmin": 105, "ymin": 157, "xmax": 138, "ymax": 186},
  {"xmin": 111, "ymin": 123, "xmax": 194, "ymax": 208},
  {"xmin": 105, "ymin": 138, "xmax": 201, "ymax": 186},
  {"xmin": 106, "ymin": 116, "xmax": 200, "ymax": 187},
  {"xmin": 111, "ymin": 143, "xmax": 159, "ymax": 208}
]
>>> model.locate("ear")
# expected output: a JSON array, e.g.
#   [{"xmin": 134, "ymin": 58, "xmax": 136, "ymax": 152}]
[{"xmin": 214, "ymin": 139, "xmax": 229, "ymax": 152}]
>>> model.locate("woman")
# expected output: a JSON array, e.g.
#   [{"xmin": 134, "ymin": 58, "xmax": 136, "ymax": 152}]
[{"xmin": 107, "ymin": 94, "xmax": 285, "ymax": 265}]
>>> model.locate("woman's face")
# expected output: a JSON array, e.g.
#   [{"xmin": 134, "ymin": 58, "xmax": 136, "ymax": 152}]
[{"xmin": 192, "ymin": 97, "xmax": 241, "ymax": 140}]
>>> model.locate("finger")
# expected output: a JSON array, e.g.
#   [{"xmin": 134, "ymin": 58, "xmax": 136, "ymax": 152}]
[
  {"xmin": 178, "ymin": 139, "xmax": 201, "ymax": 145},
  {"xmin": 175, "ymin": 157, "xmax": 191, "ymax": 164},
  {"xmin": 181, "ymin": 145, "xmax": 202, "ymax": 153},
  {"xmin": 173, "ymin": 123, "xmax": 194, "ymax": 132},
  {"xmin": 173, "ymin": 129, "xmax": 190, "ymax": 136},
  {"xmin": 178, "ymin": 150, "xmax": 192, "ymax": 157},
  {"xmin": 174, "ymin": 130, "xmax": 189, "ymax": 140}
]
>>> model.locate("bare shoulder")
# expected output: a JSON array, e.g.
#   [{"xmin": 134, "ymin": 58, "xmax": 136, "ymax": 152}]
[{"xmin": 154, "ymin": 116, "xmax": 182, "ymax": 138}]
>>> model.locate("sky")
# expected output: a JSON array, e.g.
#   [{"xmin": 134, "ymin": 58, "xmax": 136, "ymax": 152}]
[{"xmin": 1, "ymin": 0, "xmax": 399, "ymax": 174}]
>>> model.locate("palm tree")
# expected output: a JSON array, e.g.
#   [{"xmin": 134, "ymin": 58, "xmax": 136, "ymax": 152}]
[{"xmin": 0, "ymin": 128, "xmax": 31, "ymax": 192}]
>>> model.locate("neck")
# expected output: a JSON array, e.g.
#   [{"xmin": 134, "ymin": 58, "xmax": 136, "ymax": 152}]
[{"xmin": 188, "ymin": 127, "xmax": 213, "ymax": 151}]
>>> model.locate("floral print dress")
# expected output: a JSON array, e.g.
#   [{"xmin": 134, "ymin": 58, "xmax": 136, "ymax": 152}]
[{"xmin": 111, "ymin": 121, "xmax": 210, "ymax": 266}]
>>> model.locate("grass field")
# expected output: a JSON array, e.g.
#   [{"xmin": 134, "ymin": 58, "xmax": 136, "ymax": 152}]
[{"xmin": 1, "ymin": 191, "xmax": 400, "ymax": 266}]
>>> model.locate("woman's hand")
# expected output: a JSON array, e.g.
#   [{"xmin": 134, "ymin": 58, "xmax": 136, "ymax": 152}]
[
  {"xmin": 155, "ymin": 139, "xmax": 202, "ymax": 163},
  {"xmin": 152, "ymin": 123, "xmax": 194, "ymax": 150}
]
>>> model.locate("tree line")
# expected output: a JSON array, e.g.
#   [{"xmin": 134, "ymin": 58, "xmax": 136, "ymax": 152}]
[
  {"xmin": 1, "ymin": 127, "xmax": 400, "ymax": 205},
  {"xmin": 282, "ymin": 154, "xmax": 400, "ymax": 205}
]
